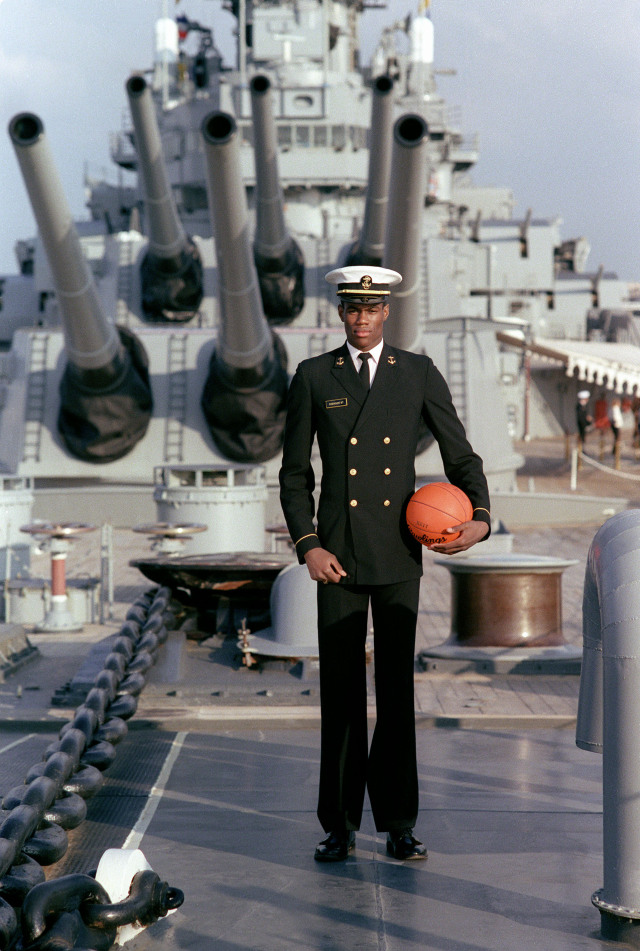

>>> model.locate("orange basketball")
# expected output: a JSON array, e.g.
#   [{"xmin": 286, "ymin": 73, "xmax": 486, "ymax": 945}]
[{"xmin": 406, "ymin": 482, "xmax": 473, "ymax": 546}]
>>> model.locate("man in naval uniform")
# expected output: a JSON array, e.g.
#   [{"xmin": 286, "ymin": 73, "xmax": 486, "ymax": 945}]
[{"xmin": 279, "ymin": 265, "xmax": 491, "ymax": 862}]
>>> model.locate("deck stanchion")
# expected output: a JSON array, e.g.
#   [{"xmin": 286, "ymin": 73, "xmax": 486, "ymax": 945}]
[{"xmin": 20, "ymin": 523, "xmax": 96, "ymax": 633}]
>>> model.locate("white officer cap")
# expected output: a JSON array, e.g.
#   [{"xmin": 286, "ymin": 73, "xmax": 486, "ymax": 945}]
[
  {"xmin": 577, "ymin": 390, "xmax": 591, "ymax": 400},
  {"xmin": 325, "ymin": 265, "xmax": 402, "ymax": 302}
]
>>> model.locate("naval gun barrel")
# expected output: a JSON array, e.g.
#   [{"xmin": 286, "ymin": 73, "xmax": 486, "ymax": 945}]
[
  {"xmin": 9, "ymin": 113, "xmax": 123, "ymax": 380},
  {"xmin": 199, "ymin": 111, "xmax": 288, "ymax": 463},
  {"xmin": 250, "ymin": 74, "xmax": 304, "ymax": 325},
  {"xmin": 346, "ymin": 75, "xmax": 395, "ymax": 266},
  {"xmin": 126, "ymin": 75, "xmax": 203, "ymax": 322},
  {"xmin": 383, "ymin": 114, "xmax": 429, "ymax": 351},
  {"xmin": 8, "ymin": 112, "xmax": 152, "ymax": 462}
]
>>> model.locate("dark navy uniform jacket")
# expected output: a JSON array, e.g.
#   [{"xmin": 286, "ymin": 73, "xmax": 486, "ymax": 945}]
[{"xmin": 279, "ymin": 341, "xmax": 491, "ymax": 586}]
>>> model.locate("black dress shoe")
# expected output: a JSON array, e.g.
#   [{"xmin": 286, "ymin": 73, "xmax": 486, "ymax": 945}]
[
  {"xmin": 386, "ymin": 828, "xmax": 427, "ymax": 860},
  {"xmin": 314, "ymin": 830, "xmax": 356, "ymax": 862}
]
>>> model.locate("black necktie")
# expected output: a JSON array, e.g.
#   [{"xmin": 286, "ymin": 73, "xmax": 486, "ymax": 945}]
[{"xmin": 358, "ymin": 352, "xmax": 371, "ymax": 390}]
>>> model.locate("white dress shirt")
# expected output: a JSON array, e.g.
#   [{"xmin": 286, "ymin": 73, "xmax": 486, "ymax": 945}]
[{"xmin": 346, "ymin": 339, "xmax": 384, "ymax": 387}]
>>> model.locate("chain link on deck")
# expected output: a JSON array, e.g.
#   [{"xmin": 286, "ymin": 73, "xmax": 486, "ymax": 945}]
[{"xmin": 0, "ymin": 586, "xmax": 184, "ymax": 950}]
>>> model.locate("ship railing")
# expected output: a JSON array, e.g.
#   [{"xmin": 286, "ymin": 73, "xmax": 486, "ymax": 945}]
[
  {"xmin": 123, "ymin": 118, "xmax": 370, "ymax": 190},
  {"xmin": 237, "ymin": 119, "xmax": 368, "ymax": 153},
  {"xmin": 109, "ymin": 130, "xmax": 137, "ymax": 170},
  {"xmin": 449, "ymin": 133, "xmax": 480, "ymax": 154},
  {"xmin": 231, "ymin": 83, "xmax": 327, "ymax": 120}
]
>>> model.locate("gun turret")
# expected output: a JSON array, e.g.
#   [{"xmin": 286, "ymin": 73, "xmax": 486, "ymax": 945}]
[
  {"xmin": 383, "ymin": 114, "xmax": 429, "ymax": 351},
  {"xmin": 126, "ymin": 75, "xmax": 203, "ymax": 322},
  {"xmin": 345, "ymin": 75, "xmax": 395, "ymax": 267},
  {"xmin": 250, "ymin": 75, "xmax": 304, "ymax": 325},
  {"xmin": 199, "ymin": 111, "xmax": 288, "ymax": 462},
  {"xmin": 8, "ymin": 113, "xmax": 153, "ymax": 462}
]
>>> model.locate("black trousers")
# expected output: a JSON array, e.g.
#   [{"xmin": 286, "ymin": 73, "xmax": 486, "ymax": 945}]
[{"xmin": 316, "ymin": 578, "xmax": 420, "ymax": 833}]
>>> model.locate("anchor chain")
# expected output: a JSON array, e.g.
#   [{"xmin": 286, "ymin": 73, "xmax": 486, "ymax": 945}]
[
  {"xmin": 0, "ymin": 586, "xmax": 184, "ymax": 950},
  {"xmin": 19, "ymin": 869, "xmax": 183, "ymax": 950}
]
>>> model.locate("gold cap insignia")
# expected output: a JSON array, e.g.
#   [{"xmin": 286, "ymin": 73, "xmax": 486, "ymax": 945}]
[
  {"xmin": 335, "ymin": 356, "xmax": 345, "ymax": 366},
  {"xmin": 361, "ymin": 275, "xmax": 372, "ymax": 289},
  {"xmin": 388, "ymin": 355, "xmax": 396, "ymax": 365}
]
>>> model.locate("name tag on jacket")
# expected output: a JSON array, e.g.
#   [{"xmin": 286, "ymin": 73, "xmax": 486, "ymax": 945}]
[{"xmin": 325, "ymin": 398, "xmax": 348, "ymax": 409}]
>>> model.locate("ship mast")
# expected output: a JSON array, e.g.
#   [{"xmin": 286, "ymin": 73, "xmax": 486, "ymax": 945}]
[
  {"xmin": 238, "ymin": 0, "xmax": 247, "ymax": 83},
  {"xmin": 161, "ymin": 0, "xmax": 170, "ymax": 108}
]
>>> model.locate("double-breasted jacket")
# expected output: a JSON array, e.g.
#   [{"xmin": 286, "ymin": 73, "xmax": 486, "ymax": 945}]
[{"xmin": 279, "ymin": 341, "xmax": 491, "ymax": 585}]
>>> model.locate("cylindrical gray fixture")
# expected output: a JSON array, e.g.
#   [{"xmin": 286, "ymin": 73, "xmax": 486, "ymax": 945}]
[
  {"xmin": 383, "ymin": 113, "xmax": 428, "ymax": 352},
  {"xmin": 359, "ymin": 75, "xmax": 395, "ymax": 262},
  {"xmin": 250, "ymin": 74, "xmax": 289, "ymax": 261},
  {"xmin": 153, "ymin": 464, "xmax": 268, "ymax": 554},
  {"xmin": 126, "ymin": 75, "xmax": 187, "ymax": 264},
  {"xmin": 201, "ymin": 111, "xmax": 271, "ymax": 370},
  {"xmin": 8, "ymin": 112, "xmax": 122, "ymax": 373},
  {"xmin": 576, "ymin": 509, "xmax": 640, "ymax": 946}
]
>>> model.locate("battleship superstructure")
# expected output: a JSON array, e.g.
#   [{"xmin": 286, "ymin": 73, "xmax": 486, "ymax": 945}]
[{"xmin": 1, "ymin": 0, "xmax": 638, "ymax": 526}]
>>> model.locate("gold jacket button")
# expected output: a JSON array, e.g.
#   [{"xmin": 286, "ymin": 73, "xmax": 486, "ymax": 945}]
[
  {"xmin": 349, "ymin": 468, "xmax": 357, "ymax": 476},
  {"xmin": 384, "ymin": 467, "xmax": 391, "ymax": 475},
  {"xmin": 383, "ymin": 500, "xmax": 391, "ymax": 507},
  {"xmin": 350, "ymin": 437, "xmax": 358, "ymax": 445},
  {"xmin": 383, "ymin": 436, "xmax": 391, "ymax": 444},
  {"xmin": 350, "ymin": 499, "xmax": 358, "ymax": 507}
]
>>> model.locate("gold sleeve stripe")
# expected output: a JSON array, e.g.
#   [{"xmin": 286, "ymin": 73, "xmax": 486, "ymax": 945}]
[
  {"xmin": 294, "ymin": 533, "xmax": 319, "ymax": 547},
  {"xmin": 473, "ymin": 507, "xmax": 491, "ymax": 517}
]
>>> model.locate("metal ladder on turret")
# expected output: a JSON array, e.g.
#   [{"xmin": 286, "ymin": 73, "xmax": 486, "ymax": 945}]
[
  {"xmin": 309, "ymin": 236, "xmax": 334, "ymax": 358},
  {"xmin": 164, "ymin": 334, "xmax": 188, "ymax": 461},
  {"xmin": 446, "ymin": 330, "xmax": 468, "ymax": 430},
  {"xmin": 22, "ymin": 333, "xmax": 49, "ymax": 463},
  {"xmin": 116, "ymin": 238, "xmax": 136, "ymax": 327},
  {"xmin": 419, "ymin": 239, "xmax": 430, "ymax": 331}
]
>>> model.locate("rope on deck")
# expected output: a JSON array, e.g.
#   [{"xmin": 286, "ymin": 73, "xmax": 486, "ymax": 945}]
[{"xmin": 578, "ymin": 450, "xmax": 640, "ymax": 482}]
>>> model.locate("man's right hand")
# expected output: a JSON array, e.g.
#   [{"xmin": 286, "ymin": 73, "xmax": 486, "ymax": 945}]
[{"xmin": 304, "ymin": 548, "xmax": 347, "ymax": 584}]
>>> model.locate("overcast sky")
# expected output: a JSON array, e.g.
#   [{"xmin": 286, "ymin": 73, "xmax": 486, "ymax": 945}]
[{"xmin": 1, "ymin": 0, "xmax": 638, "ymax": 280}]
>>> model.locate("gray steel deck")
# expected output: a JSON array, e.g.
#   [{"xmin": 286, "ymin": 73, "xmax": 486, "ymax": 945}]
[
  {"xmin": 0, "ymin": 721, "xmax": 605, "ymax": 950},
  {"xmin": 3, "ymin": 438, "xmax": 632, "ymax": 949}
]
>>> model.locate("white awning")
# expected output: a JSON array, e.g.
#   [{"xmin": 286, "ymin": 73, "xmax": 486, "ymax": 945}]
[{"xmin": 497, "ymin": 333, "xmax": 640, "ymax": 394}]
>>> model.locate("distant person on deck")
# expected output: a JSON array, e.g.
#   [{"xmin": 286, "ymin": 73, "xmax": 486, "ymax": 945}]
[
  {"xmin": 609, "ymin": 397, "xmax": 623, "ymax": 456},
  {"xmin": 632, "ymin": 397, "xmax": 640, "ymax": 456},
  {"xmin": 576, "ymin": 391, "xmax": 592, "ymax": 449}
]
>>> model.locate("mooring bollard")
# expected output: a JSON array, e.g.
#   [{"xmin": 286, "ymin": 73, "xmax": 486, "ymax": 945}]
[
  {"xmin": 420, "ymin": 553, "xmax": 580, "ymax": 673},
  {"xmin": 577, "ymin": 508, "xmax": 640, "ymax": 946}
]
